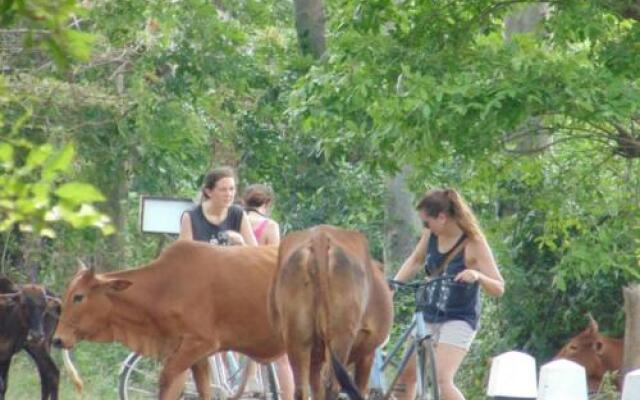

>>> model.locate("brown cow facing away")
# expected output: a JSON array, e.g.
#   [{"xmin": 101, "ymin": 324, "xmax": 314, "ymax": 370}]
[
  {"xmin": 53, "ymin": 241, "xmax": 285, "ymax": 400},
  {"xmin": 554, "ymin": 314, "xmax": 623, "ymax": 393},
  {"xmin": 270, "ymin": 225, "xmax": 393, "ymax": 400}
]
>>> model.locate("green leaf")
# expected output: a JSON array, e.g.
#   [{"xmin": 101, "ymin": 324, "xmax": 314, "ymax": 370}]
[
  {"xmin": 26, "ymin": 144, "xmax": 53, "ymax": 169},
  {"xmin": 0, "ymin": 143, "xmax": 13, "ymax": 167},
  {"xmin": 55, "ymin": 182, "xmax": 105, "ymax": 203},
  {"xmin": 63, "ymin": 30, "xmax": 95, "ymax": 61},
  {"xmin": 43, "ymin": 144, "xmax": 75, "ymax": 180}
]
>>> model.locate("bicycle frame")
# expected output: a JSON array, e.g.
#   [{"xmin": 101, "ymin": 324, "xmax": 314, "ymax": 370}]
[{"xmin": 369, "ymin": 310, "xmax": 437, "ymax": 400}]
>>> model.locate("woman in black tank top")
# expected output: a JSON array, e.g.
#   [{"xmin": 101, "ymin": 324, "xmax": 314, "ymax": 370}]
[
  {"xmin": 392, "ymin": 188, "xmax": 505, "ymax": 400},
  {"xmin": 179, "ymin": 167, "xmax": 257, "ymax": 246}
]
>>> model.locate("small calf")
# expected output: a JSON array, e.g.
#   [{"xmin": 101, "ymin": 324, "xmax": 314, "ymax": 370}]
[{"xmin": 0, "ymin": 277, "xmax": 61, "ymax": 400}]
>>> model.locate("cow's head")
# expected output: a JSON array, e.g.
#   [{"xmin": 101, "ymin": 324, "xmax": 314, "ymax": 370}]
[
  {"xmin": 19, "ymin": 284, "xmax": 60, "ymax": 345},
  {"xmin": 554, "ymin": 314, "xmax": 608, "ymax": 392},
  {"xmin": 53, "ymin": 261, "xmax": 132, "ymax": 349},
  {"xmin": 0, "ymin": 277, "xmax": 59, "ymax": 345}
]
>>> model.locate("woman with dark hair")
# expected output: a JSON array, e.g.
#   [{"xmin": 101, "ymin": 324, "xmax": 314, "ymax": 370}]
[
  {"xmin": 179, "ymin": 167, "xmax": 257, "ymax": 246},
  {"xmin": 392, "ymin": 188, "xmax": 504, "ymax": 400},
  {"xmin": 243, "ymin": 184, "xmax": 280, "ymax": 245},
  {"xmin": 241, "ymin": 184, "xmax": 294, "ymax": 400}
]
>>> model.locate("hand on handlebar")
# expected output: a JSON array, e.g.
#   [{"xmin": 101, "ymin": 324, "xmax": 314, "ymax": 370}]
[{"xmin": 454, "ymin": 269, "xmax": 481, "ymax": 284}]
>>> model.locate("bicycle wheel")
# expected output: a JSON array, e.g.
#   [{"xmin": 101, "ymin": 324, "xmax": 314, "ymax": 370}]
[
  {"xmin": 118, "ymin": 352, "xmax": 162, "ymax": 400},
  {"xmin": 215, "ymin": 353, "xmax": 279, "ymax": 399},
  {"xmin": 118, "ymin": 352, "xmax": 210, "ymax": 400},
  {"xmin": 118, "ymin": 352, "xmax": 279, "ymax": 400},
  {"xmin": 416, "ymin": 340, "xmax": 439, "ymax": 400}
]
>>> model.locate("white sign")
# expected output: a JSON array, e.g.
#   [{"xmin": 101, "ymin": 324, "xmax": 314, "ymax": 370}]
[{"xmin": 139, "ymin": 196, "xmax": 194, "ymax": 234}]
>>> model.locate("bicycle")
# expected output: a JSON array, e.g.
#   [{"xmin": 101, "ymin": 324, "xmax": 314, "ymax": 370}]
[
  {"xmin": 368, "ymin": 277, "xmax": 459, "ymax": 400},
  {"xmin": 118, "ymin": 351, "xmax": 279, "ymax": 400}
]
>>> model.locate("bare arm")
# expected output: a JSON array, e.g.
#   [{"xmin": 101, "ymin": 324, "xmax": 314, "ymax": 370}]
[
  {"xmin": 239, "ymin": 212, "xmax": 258, "ymax": 246},
  {"xmin": 456, "ymin": 235, "xmax": 505, "ymax": 297},
  {"xmin": 179, "ymin": 213, "xmax": 193, "ymax": 240},
  {"xmin": 393, "ymin": 229, "xmax": 430, "ymax": 283}
]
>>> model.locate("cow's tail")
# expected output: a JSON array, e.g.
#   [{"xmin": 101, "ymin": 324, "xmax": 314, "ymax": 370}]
[
  {"xmin": 310, "ymin": 233, "xmax": 364, "ymax": 400},
  {"xmin": 62, "ymin": 349, "xmax": 84, "ymax": 393}
]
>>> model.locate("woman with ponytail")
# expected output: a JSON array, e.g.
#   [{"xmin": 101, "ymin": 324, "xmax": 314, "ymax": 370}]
[{"xmin": 392, "ymin": 188, "xmax": 504, "ymax": 400}]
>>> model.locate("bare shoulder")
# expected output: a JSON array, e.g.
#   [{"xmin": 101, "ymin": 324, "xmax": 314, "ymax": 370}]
[
  {"xmin": 466, "ymin": 234, "xmax": 490, "ymax": 251},
  {"xmin": 268, "ymin": 219, "xmax": 280, "ymax": 231},
  {"xmin": 464, "ymin": 234, "xmax": 496, "ymax": 267}
]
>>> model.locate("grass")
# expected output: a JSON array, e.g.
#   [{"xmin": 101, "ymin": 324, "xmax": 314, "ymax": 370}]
[{"xmin": 6, "ymin": 343, "xmax": 133, "ymax": 399}]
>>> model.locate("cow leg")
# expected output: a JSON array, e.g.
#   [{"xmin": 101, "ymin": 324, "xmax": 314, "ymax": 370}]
[
  {"xmin": 288, "ymin": 345, "xmax": 311, "ymax": 400},
  {"xmin": 353, "ymin": 353, "xmax": 374, "ymax": 396},
  {"xmin": 159, "ymin": 342, "xmax": 212, "ymax": 400},
  {"xmin": 0, "ymin": 358, "xmax": 11, "ymax": 400},
  {"xmin": 308, "ymin": 357, "xmax": 325, "ymax": 400},
  {"xmin": 26, "ymin": 344, "xmax": 59, "ymax": 400},
  {"xmin": 191, "ymin": 357, "xmax": 211, "ymax": 399},
  {"xmin": 309, "ymin": 337, "xmax": 331, "ymax": 400}
]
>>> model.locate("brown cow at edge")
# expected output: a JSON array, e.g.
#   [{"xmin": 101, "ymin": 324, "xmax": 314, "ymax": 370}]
[
  {"xmin": 269, "ymin": 225, "xmax": 393, "ymax": 400},
  {"xmin": 53, "ymin": 241, "xmax": 285, "ymax": 400},
  {"xmin": 554, "ymin": 314, "xmax": 623, "ymax": 393}
]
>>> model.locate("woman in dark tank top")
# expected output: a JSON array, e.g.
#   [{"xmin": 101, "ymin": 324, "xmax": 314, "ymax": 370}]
[
  {"xmin": 179, "ymin": 167, "xmax": 257, "ymax": 246},
  {"xmin": 392, "ymin": 188, "xmax": 505, "ymax": 400}
]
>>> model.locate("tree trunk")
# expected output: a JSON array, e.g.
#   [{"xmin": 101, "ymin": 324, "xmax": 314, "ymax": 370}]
[
  {"xmin": 102, "ymin": 155, "xmax": 129, "ymax": 269},
  {"xmin": 383, "ymin": 166, "xmax": 421, "ymax": 275},
  {"xmin": 504, "ymin": 4, "xmax": 552, "ymax": 154},
  {"xmin": 622, "ymin": 284, "xmax": 640, "ymax": 387},
  {"xmin": 293, "ymin": 0, "xmax": 326, "ymax": 59}
]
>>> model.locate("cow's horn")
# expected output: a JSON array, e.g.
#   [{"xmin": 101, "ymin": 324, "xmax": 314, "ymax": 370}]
[
  {"xmin": 77, "ymin": 258, "xmax": 88, "ymax": 270},
  {"xmin": 586, "ymin": 312, "xmax": 599, "ymax": 331}
]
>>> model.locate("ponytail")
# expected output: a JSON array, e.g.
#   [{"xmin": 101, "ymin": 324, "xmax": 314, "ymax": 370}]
[{"xmin": 445, "ymin": 189, "xmax": 482, "ymax": 240}]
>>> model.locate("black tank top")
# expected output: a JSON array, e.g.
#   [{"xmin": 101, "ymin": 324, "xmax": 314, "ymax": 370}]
[
  {"xmin": 423, "ymin": 234, "xmax": 481, "ymax": 330},
  {"xmin": 184, "ymin": 204, "xmax": 243, "ymax": 245}
]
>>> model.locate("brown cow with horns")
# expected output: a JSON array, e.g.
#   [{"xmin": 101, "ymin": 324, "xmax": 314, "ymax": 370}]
[
  {"xmin": 53, "ymin": 241, "xmax": 286, "ymax": 399},
  {"xmin": 554, "ymin": 314, "xmax": 623, "ymax": 393}
]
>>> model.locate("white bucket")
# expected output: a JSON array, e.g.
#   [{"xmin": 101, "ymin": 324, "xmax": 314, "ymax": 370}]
[
  {"xmin": 622, "ymin": 368, "xmax": 640, "ymax": 400},
  {"xmin": 537, "ymin": 359, "xmax": 588, "ymax": 400},
  {"xmin": 486, "ymin": 351, "xmax": 537, "ymax": 398}
]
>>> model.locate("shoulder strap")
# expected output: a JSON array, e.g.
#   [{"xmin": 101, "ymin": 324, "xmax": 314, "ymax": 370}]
[{"xmin": 430, "ymin": 234, "xmax": 468, "ymax": 277}]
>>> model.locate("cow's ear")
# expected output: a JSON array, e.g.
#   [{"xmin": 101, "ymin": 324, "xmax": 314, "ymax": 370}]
[
  {"xmin": 105, "ymin": 279, "xmax": 132, "ymax": 292},
  {"xmin": 0, "ymin": 276, "xmax": 16, "ymax": 293},
  {"xmin": 0, "ymin": 293, "xmax": 19, "ymax": 306},
  {"xmin": 46, "ymin": 296, "xmax": 62, "ymax": 309},
  {"xmin": 594, "ymin": 339, "xmax": 605, "ymax": 355}
]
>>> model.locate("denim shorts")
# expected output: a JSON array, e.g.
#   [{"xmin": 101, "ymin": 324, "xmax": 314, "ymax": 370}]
[{"xmin": 427, "ymin": 319, "xmax": 477, "ymax": 351}]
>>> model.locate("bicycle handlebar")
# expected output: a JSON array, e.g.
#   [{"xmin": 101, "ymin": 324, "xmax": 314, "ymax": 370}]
[{"xmin": 387, "ymin": 276, "xmax": 454, "ymax": 291}]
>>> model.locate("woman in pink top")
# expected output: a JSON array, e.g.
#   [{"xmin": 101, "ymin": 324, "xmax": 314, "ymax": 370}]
[
  {"xmin": 243, "ymin": 184, "xmax": 280, "ymax": 245},
  {"xmin": 243, "ymin": 184, "xmax": 293, "ymax": 400}
]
